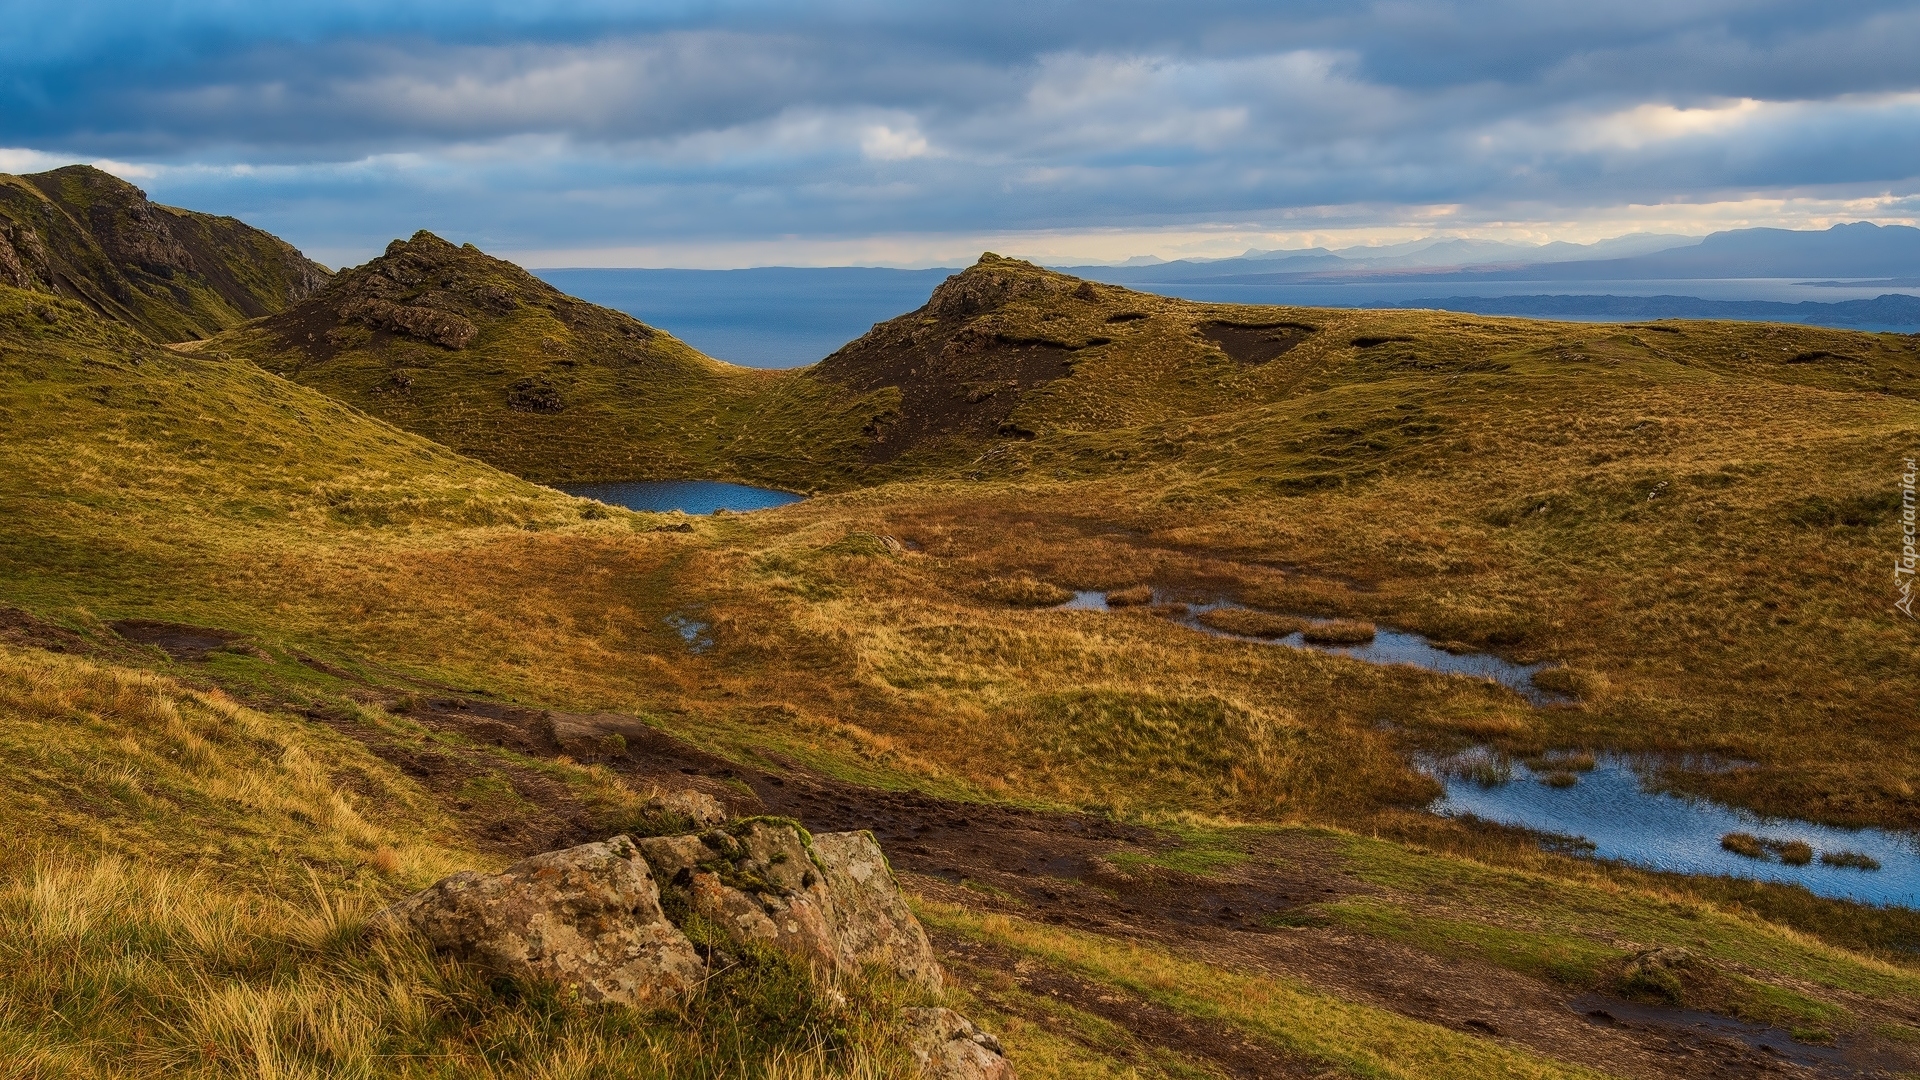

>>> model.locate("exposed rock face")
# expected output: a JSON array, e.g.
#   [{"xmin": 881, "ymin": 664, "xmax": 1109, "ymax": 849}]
[
  {"xmin": 382, "ymin": 836, "xmax": 705, "ymax": 1008},
  {"xmin": 0, "ymin": 222, "xmax": 49, "ymax": 289},
  {"xmin": 341, "ymin": 295, "xmax": 479, "ymax": 350},
  {"xmin": 637, "ymin": 822, "xmax": 845, "ymax": 980},
  {"xmin": 813, "ymin": 830, "xmax": 943, "ymax": 991},
  {"xmin": 905, "ymin": 1007, "xmax": 1017, "ymax": 1080},
  {"xmin": 638, "ymin": 822, "xmax": 944, "ymax": 989}
]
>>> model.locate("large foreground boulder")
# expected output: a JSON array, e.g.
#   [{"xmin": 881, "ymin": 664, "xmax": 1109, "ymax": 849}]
[
  {"xmin": 383, "ymin": 821, "xmax": 1010, "ymax": 1076},
  {"xmin": 381, "ymin": 836, "xmax": 705, "ymax": 1007},
  {"xmin": 906, "ymin": 1007, "xmax": 1017, "ymax": 1080}
]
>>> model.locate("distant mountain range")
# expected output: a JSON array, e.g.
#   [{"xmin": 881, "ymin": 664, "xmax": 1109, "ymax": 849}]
[
  {"xmin": 1374, "ymin": 292, "xmax": 1920, "ymax": 329},
  {"xmin": 1063, "ymin": 222, "xmax": 1920, "ymax": 285}
]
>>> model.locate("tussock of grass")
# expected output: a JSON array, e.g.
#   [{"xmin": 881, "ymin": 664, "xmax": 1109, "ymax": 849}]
[
  {"xmin": 978, "ymin": 576, "xmax": 1074, "ymax": 607},
  {"xmin": 1722, "ymin": 832, "xmax": 1768, "ymax": 860},
  {"xmin": 1194, "ymin": 607, "xmax": 1305, "ymax": 638},
  {"xmin": 1774, "ymin": 840, "xmax": 1815, "ymax": 866},
  {"xmin": 1821, "ymin": 850, "xmax": 1882, "ymax": 871},
  {"xmin": 1301, "ymin": 619, "xmax": 1375, "ymax": 645},
  {"xmin": 1101, "ymin": 585, "xmax": 1152, "ymax": 607}
]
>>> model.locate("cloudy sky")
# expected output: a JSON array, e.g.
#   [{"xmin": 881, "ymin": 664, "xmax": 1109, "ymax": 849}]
[{"xmin": 5, "ymin": 1, "xmax": 1920, "ymax": 268}]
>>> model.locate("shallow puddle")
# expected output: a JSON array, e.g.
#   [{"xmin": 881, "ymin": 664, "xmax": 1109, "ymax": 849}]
[
  {"xmin": 560, "ymin": 480, "xmax": 804, "ymax": 515},
  {"xmin": 1566, "ymin": 994, "xmax": 1851, "ymax": 1070},
  {"xmin": 664, "ymin": 613, "xmax": 714, "ymax": 653},
  {"xmin": 1428, "ymin": 748, "xmax": 1920, "ymax": 906},
  {"xmin": 1058, "ymin": 591, "xmax": 1565, "ymax": 704}
]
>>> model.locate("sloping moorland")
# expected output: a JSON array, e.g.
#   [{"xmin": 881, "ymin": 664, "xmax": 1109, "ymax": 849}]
[{"xmin": 2, "ymin": 212, "xmax": 1919, "ymax": 1079}]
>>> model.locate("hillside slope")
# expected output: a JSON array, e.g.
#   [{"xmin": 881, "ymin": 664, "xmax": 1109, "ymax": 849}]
[
  {"xmin": 0, "ymin": 165, "xmax": 329, "ymax": 342},
  {"xmin": 210, "ymin": 231, "xmax": 884, "ymax": 487},
  {"xmin": 7, "ymin": 260, "xmax": 1920, "ymax": 1075},
  {"xmin": 0, "ymin": 282, "xmax": 601, "ymax": 611}
]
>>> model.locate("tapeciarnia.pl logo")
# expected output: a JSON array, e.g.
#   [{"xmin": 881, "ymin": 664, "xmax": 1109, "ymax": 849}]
[{"xmin": 1899, "ymin": 458, "xmax": 1917, "ymax": 618}]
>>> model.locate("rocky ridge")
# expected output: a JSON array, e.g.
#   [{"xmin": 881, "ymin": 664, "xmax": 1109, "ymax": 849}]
[{"xmin": 0, "ymin": 165, "xmax": 330, "ymax": 342}]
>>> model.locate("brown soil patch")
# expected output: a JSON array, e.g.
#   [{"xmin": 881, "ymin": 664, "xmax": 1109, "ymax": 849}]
[
  {"xmin": 1199, "ymin": 320, "xmax": 1315, "ymax": 365},
  {"xmin": 0, "ymin": 607, "xmax": 95, "ymax": 654},
  {"xmin": 108, "ymin": 619, "xmax": 237, "ymax": 661}
]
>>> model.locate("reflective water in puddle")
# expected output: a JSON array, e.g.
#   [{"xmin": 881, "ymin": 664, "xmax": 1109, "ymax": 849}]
[
  {"xmin": 1057, "ymin": 591, "xmax": 1564, "ymax": 704},
  {"xmin": 1060, "ymin": 590, "xmax": 1113, "ymax": 611},
  {"xmin": 1428, "ymin": 748, "xmax": 1920, "ymax": 906},
  {"xmin": 664, "ymin": 613, "xmax": 713, "ymax": 654},
  {"xmin": 560, "ymin": 480, "xmax": 804, "ymax": 515}
]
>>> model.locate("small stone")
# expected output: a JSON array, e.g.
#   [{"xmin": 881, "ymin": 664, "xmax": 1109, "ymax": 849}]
[
  {"xmin": 905, "ymin": 1007, "xmax": 1016, "ymax": 1080},
  {"xmin": 648, "ymin": 786, "xmax": 728, "ymax": 827}
]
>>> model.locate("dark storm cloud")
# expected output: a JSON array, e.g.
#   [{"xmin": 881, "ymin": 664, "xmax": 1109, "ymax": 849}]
[{"xmin": 6, "ymin": 2, "xmax": 1917, "ymax": 258}]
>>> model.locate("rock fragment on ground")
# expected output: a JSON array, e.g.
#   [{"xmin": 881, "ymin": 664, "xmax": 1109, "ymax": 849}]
[
  {"xmin": 380, "ymin": 835, "xmax": 705, "ymax": 1007},
  {"xmin": 647, "ymin": 785, "xmax": 729, "ymax": 827},
  {"xmin": 905, "ymin": 1007, "xmax": 1017, "ymax": 1079}
]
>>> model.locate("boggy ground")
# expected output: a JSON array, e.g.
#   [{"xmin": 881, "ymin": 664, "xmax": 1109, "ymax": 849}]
[{"xmin": 290, "ymin": 686, "xmax": 1920, "ymax": 1080}]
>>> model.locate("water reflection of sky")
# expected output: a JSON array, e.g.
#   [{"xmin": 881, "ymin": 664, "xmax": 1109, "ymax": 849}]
[
  {"xmin": 560, "ymin": 480, "xmax": 803, "ymax": 515},
  {"xmin": 1429, "ymin": 751, "xmax": 1920, "ymax": 907},
  {"xmin": 1064, "ymin": 592, "xmax": 1562, "ymax": 705}
]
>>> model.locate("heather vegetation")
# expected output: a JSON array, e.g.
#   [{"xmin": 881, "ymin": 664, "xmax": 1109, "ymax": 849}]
[{"xmin": 3, "ymin": 218, "xmax": 1920, "ymax": 1077}]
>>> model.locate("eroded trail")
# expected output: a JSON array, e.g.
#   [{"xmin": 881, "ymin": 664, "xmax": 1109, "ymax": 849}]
[{"xmin": 332, "ymin": 694, "xmax": 1916, "ymax": 1080}]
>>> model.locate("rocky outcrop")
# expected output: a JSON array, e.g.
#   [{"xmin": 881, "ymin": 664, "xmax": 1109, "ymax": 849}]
[
  {"xmin": 0, "ymin": 221, "xmax": 49, "ymax": 289},
  {"xmin": 383, "ymin": 821, "xmax": 1009, "ymax": 1076},
  {"xmin": 380, "ymin": 836, "xmax": 705, "ymax": 1008},
  {"xmin": 905, "ymin": 1007, "xmax": 1017, "ymax": 1080},
  {"xmin": 341, "ymin": 295, "xmax": 478, "ymax": 349}
]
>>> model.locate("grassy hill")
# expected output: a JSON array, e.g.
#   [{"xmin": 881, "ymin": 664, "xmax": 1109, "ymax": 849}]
[
  {"xmin": 208, "ymin": 231, "xmax": 884, "ymax": 488},
  {"xmin": 0, "ymin": 165, "xmax": 329, "ymax": 342}
]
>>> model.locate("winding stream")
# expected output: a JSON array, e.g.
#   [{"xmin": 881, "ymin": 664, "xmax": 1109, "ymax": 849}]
[{"xmin": 1058, "ymin": 591, "xmax": 1565, "ymax": 704}]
